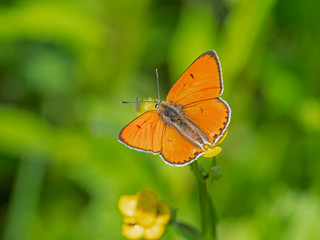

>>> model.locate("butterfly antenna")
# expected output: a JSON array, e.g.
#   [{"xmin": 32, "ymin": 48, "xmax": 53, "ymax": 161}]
[
  {"xmin": 156, "ymin": 69, "xmax": 161, "ymax": 100},
  {"xmin": 121, "ymin": 69, "xmax": 161, "ymax": 105},
  {"xmin": 120, "ymin": 100, "xmax": 155, "ymax": 104}
]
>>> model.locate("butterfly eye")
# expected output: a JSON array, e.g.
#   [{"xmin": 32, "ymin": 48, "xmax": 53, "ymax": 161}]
[{"xmin": 155, "ymin": 101, "xmax": 161, "ymax": 109}]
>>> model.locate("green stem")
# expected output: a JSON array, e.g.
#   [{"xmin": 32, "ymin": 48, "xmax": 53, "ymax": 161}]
[
  {"xmin": 191, "ymin": 161, "xmax": 217, "ymax": 240},
  {"xmin": 3, "ymin": 154, "xmax": 46, "ymax": 240}
]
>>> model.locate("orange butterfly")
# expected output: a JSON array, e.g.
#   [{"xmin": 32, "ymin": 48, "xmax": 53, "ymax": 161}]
[{"xmin": 119, "ymin": 51, "xmax": 231, "ymax": 166}]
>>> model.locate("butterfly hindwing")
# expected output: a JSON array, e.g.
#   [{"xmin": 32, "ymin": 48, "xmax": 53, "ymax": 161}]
[
  {"xmin": 119, "ymin": 111, "xmax": 165, "ymax": 153},
  {"xmin": 160, "ymin": 125, "xmax": 203, "ymax": 165},
  {"xmin": 183, "ymin": 98, "xmax": 230, "ymax": 144}
]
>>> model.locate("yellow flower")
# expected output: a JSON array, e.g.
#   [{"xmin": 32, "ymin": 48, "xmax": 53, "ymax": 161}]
[
  {"xmin": 136, "ymin": 98, "xmax": 157, "ymax": 115},
  {"xmin": 118, "ymin": 189, "xmax": 171, "ymax": 240},
  {"xmin": 202, "ymin": 128, "xmax": 229, "ymax": 158}
]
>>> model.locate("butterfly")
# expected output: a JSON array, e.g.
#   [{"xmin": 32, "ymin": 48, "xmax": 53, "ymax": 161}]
[{"xmin": 119, "ymin": 50, "xmax": 231, "ymax": 166}]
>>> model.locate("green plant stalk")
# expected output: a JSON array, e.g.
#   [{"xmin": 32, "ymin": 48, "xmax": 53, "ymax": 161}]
[{"xmin": 191, "ymin": 161, "xmax": 217, "ymax": 240}]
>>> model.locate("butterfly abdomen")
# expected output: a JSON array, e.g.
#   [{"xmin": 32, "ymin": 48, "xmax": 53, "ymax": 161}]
[{"xmin": 157, "ymin": 102, "xmax": 204, "ymax": 147}]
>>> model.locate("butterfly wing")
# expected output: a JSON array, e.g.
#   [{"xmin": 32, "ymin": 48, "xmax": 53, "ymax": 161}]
[
  {"xmin": 119, "ymin": 111, "xmax": 165, "ymax": 153},
  {"xmin": 166, "ymin": 50, "xmax": 223, "ymax": 105},
  {"xmin": 160, "ymin": 125, "xmax": 203, "ymax": 166},
  {"xmin": 183, "ymin": 98, "xmax": 230, "ymax": 144}
]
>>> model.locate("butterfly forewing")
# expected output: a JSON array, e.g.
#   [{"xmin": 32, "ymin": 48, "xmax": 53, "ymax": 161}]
[
  {"xmin": 183, "ymin": 99, "xmax": 230, "ymax": 144},
  {"xmin": 119, "ymin": 111, "xmax": 165, "ymax": 153},
  {"xmin": 166, "ymin": 51, "xmax": 223, "ymax": 105}
]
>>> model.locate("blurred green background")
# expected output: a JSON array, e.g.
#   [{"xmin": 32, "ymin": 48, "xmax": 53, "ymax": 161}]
[{"xmin": 1, "ymin": 0, "xmax": 320, "ymax": 239}]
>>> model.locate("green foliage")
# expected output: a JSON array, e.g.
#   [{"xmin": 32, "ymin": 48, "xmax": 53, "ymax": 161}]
[{"xmin": 0, "ymin": 0, "xmax": 320, "ymax": 239}]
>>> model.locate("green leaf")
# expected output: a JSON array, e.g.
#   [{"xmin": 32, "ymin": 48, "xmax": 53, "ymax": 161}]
[{"xmin": 171, "ymin": 221, "xmax": 202, "ymax": 240}]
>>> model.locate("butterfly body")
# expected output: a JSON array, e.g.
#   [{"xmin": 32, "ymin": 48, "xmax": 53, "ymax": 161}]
[{"xmin": 119, "ymin": 50, "xmax": 231, "ymax": 166}]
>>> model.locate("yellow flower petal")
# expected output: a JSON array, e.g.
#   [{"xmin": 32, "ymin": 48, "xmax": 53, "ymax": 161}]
[
  {"xmin": 155, "ymin": 201, "xmax": 171, "ymax": 225},
  {"xmin": 122, "ymin": 224, "xmax": 144, "ymax": 240},
  {"xmin": 203, "ymin": 145, "xmax": 222, "ymax": 158},
  {"xmin": 136, "ymin": 98, "xmax": 157, "ymax": 115},
  {"xmin": 124, "ymin": 217, "xmax": 137, "ymax": 225},
  {"xmin": 135, "ymin": 190, "xmax": 159, "ymax": 227},
  {"xmin": 144, "ymin": 224, "xmax": 165, "ymax": 240},
  {"xmin": 119, "ymin": 195, "xmax": 138, "ymax": 217}
]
